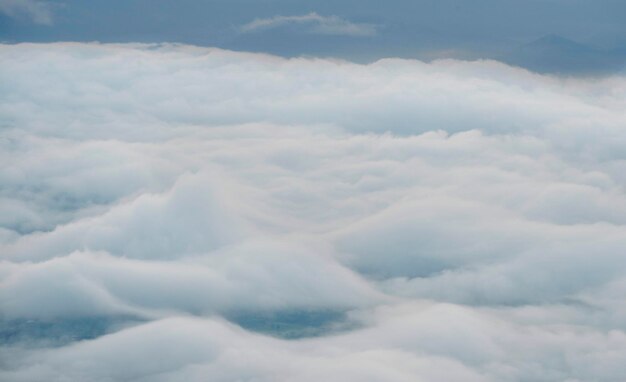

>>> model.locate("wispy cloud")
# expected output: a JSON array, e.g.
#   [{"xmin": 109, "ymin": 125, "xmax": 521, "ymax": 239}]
[
  {"xmin": 0, "ymin": 0, "xmax": 54, "ymax": 25},
  {"xmin": 240, "ymin": 12, "xmax": 378, "ymax": 37}
]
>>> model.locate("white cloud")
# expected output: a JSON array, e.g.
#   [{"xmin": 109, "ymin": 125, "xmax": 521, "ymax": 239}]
[
  {"xmin": 0, "ymin": 0, "xmax": 54, "ymax": 25},
  {"xmin": 240, "ymin": 12, "xmax": 378, "ymax": 37},
  {"xmin": 3, "ymin": 172, "xmax": 249, "ymax": 261},
  {"xmin": 4, "ymin": 306, "xmax": 626, "ymax": 381},
  {"xmin": 1, "ymin": 43, "xmax": 626, "ymax": 381}
]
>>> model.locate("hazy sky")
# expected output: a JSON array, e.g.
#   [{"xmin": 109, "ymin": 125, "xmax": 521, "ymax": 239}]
[{"xmin": 2, "ymin": 0, "xmax": 626, "ymax": 62}]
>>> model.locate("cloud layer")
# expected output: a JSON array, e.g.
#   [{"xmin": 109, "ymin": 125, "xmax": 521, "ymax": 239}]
[{"xmin": 1, "ymin": 43, "xmax": 626, "ymax": 381}]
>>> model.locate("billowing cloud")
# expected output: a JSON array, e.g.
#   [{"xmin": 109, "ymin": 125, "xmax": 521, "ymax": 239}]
[
  {"xmin": 0, "ymin": 0, "xmax": 54, "ymax": 25},
  {"xmin": 1, "ymin": 43, "xmax": 626, "ymax": 381},
  {"xmin": 240, "ymin": 12, "xmax": 378, "ymax": 36}
]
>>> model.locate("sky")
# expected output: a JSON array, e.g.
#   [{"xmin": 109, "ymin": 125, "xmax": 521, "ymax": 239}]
[
  {"xmin": 2, "ymin": 2, "xmax": 626, "ymax": 382},
  {"xmin": 1, "ymin": 0, "xmax": 626, "ymax": 72}
]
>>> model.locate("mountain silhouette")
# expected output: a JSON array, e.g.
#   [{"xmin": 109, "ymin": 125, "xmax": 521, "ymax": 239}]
[{"xmin": 500, "ymin": 34, "xmax": 626, "ymax": 74}]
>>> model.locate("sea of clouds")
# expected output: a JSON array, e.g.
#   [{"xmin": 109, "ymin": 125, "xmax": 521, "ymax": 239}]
[{"xmin": 1, "ymin": 43, "xmax": 626, "ymax": 381}]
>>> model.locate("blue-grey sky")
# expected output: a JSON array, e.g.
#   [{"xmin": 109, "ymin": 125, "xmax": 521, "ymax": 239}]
[{"xmin": 2, "ymin": 0, "xmax": 626, "ymax": 73}]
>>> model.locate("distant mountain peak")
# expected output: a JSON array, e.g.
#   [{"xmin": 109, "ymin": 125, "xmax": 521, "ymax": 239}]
[
  {"xmin": 525, "ymin": 34, "xmax": 596, "ymax": 52},
  {"xmin": 499, "ymin": 34, "xmax": 626, "ymax": 74}
]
